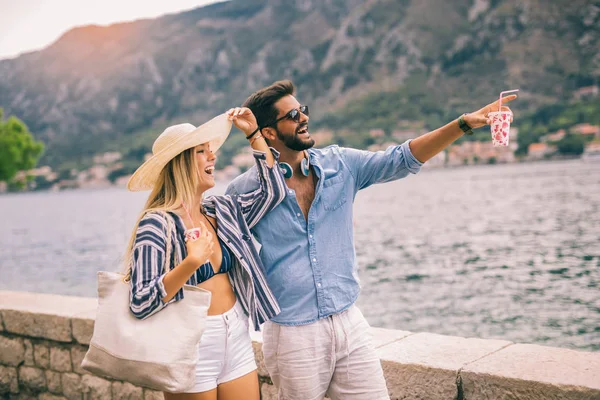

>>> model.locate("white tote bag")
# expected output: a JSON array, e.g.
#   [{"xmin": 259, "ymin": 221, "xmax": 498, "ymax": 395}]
[{"xmin": 82, "ymin": 212, "xmax": 211, "ymax": 392}]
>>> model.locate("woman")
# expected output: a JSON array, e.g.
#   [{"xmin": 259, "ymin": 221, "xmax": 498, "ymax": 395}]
[{"xmin": 125, "ymin": 107, "xmax": 284, "ymax": 399}]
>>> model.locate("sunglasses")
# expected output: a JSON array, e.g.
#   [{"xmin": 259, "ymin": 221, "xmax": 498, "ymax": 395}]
[{"xmin": 273, "ymin": 105, "xmax": 309, "ymax": 125}]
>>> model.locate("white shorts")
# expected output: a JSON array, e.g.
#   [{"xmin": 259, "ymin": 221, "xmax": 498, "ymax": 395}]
[{"xmin": 187, "ymin": 301, "xmax": 257, "ymax": 393}]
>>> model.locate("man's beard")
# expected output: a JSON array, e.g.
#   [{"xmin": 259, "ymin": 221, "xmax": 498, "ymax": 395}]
[{"xmin": 275, "ymin": 125, "xmax": 315, "ymax": 151}]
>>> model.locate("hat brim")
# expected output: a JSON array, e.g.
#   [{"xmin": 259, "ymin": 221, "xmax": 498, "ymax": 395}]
[{"xmin": 127, "ymin": 113, "xmax": 232, "ymax": 192}]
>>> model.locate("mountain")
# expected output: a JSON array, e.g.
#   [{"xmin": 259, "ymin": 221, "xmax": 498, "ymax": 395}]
[{"xmin": 0, "ymin": 0, "xmax": 598, "ymax": 171}]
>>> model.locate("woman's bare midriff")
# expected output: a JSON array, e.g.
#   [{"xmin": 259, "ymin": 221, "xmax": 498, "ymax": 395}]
[{"xmin": 197, "ymin": 273, "xmax": 237, "ymax": 315}]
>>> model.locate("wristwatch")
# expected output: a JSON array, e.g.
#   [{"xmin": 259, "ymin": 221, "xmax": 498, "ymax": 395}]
[{"xmin": 458, "ymin": 113, "xmax": 474, "ymax": 135}]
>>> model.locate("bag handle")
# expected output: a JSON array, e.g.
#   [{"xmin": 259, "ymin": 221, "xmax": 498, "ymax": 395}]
[{"xmin": 124, "ymin": 210, "xmax": 174, "ymax": 282}]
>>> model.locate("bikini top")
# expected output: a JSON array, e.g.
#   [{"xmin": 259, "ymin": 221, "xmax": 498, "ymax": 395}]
[{"xmin": 171, "ymin": 212, "xmax": 233, "ymax": 283}]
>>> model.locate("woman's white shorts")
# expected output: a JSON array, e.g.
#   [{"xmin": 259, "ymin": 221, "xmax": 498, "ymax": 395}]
[{"xmin": 187, "ymin": 301, "xmax": 257, "ymax": 393}]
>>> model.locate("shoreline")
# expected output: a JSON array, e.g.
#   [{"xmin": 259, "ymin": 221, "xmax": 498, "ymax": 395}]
[{"xmin": 0, "ymin": 157, "xmax": 593, "ymax": 197}]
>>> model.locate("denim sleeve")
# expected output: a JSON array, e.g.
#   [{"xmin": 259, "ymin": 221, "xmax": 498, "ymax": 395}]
[{"xmin": 339, "ymin": 140, "xmax": 423, "ymax": 192}]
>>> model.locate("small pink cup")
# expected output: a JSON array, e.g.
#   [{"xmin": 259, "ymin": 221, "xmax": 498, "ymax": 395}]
[
  {"xmin": 184, "ymin": 227, "xmax": 202, "ymax": 242},
  {"xmin": 488, "ymin": 111, "xmax": 512, "ymax": 147}
]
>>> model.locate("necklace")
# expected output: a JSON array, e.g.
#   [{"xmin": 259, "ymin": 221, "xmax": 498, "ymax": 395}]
[{"xmin": 181, "ymin": 203, "xmax": 216, "ymax": 235}]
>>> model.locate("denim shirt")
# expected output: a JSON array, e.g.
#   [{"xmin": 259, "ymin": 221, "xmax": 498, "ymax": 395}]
[{"xmin": 226, "ymin": 140, "xmax": 423, "ymax": 325}]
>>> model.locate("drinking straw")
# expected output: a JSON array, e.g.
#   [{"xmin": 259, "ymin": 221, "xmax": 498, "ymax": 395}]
[{"xmin": 498, "ymin": 89, "xmax": 519, "ymax": 112}]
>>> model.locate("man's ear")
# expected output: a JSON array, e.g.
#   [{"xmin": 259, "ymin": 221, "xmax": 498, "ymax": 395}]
[{"xmin": 261, "ymin": 126, "xmax": 277, "ymax": 143}]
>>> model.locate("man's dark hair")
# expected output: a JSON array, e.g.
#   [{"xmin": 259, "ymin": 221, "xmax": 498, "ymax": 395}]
[{"xmin": 243, "ymin": 80, "xmax": 295, "ymax": 129}]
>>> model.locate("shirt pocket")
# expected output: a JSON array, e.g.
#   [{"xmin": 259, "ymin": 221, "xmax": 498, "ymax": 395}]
[{"xmin": 321, "ymin": 173, "xmax": 348, "ymax": 211}]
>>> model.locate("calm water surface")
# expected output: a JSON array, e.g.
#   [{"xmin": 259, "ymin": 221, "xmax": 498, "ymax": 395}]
[{"xmin": 1, "ymin": 159, "xmax": 599, "ymax": 351}]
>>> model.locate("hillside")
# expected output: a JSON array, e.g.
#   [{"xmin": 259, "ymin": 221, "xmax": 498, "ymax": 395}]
[{"xmin": 0, "ymin": 0, "xmax": 598, "ymax": 172}]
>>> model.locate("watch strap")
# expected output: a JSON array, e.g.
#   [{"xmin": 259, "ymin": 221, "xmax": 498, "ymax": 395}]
[{"xmin": 458, "ymin": 113, "xmax": 474, "ymax": 135}]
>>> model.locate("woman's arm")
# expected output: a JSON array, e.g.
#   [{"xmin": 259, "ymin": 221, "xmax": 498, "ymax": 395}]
[
  {"xmin": 223, "ymin": 107, "xmax": 286, "ymax": 228},
  {"xmin": 227, "ymin": 107, "xmax": 275, "ymax": 166},
  {"xmin": 129, "ymin": 212, "xmax": 213, "ymax": 319}
]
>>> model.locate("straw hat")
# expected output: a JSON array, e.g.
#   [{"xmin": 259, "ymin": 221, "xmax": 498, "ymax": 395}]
[{"xmin": 127, "ymin": 113, "xmax": 232, "ymax": 191}]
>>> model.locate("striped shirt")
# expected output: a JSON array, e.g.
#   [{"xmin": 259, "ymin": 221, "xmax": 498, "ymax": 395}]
[{"xmin": 129, "ymin": 150, "xmax": 286, "ymax": 330}]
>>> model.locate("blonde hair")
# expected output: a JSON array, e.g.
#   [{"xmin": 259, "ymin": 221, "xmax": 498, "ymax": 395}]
[{"xmin": 124, "ymin": 147, "xmax": 200, "ymax": 270}]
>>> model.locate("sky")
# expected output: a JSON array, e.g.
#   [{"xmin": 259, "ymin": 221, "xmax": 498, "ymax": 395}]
[{"xmin": 0, "ymin": 0, "xmax": 223, "ymax": 60}]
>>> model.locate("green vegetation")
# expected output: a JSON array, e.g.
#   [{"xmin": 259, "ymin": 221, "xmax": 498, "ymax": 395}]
[
  {"xmin": 515, "ymin": 99, "xmax": 600, "ymax": 155},
  {"xmin": 0, "ymin": 108, "xmax": 44, "ymax": 184},
  {"xmin": 556, "ymin": 134, "xmax": 587, "ymax": 156}
]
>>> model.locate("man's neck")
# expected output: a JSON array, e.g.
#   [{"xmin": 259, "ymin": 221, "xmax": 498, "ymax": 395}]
[
  {"xmin": 276, "ymin": 146, "xmax": 303, "ymax": 166},
  {"xmin": 279, "ymin": 148, "xmax": 309, "ymax": 178}
]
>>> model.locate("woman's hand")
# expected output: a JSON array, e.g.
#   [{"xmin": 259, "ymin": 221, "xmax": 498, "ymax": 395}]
[
  {"xmin": 185, "ymin": 225, "xmax": 214, "ymax": 265},
  {"xmin": 226, "ymin": 107, "xmax": 259, "ymax": 137}
]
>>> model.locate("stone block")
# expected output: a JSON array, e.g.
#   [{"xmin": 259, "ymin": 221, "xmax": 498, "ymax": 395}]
[
  {"xmin": 143, "ymin": 389, "xmax": 164, "ymax": 399},
  {"xmin": 261, "ymin": 382, "xmax": 278, "ymax": 400},
  {"xmin": 461, "ymin": 343, "xmax": 600, "ymax": 400},
  {"xmin": 250, "ymin": 330, "xmax": 270, "ymax": 379},
  {"xmin": 39, "ymin": 393, "xmax": 68, "ymax": 400},
  {"xmin": 371, "ymin": 327, "xmax": 413, "ymax": 349},
  {"xmin": 0, "ymin": 335, "xmax": 25, "ymax": 366},
  {"xmin": 34, "ymin": 343, "xmax": 50, "ymax": 369},
  {"xmin": 377, "ymin": 332, "xmax": 511, "ymax": 400},
  {"xmin": 61, "ymin": 373, "xmax": 83, "ymax": 400},
  {"xmin": 81, "ymin": 375, "xmax": 112, "ymax": 400},
  {"xmin": 11, "ymin": 393, "xmax": 38, "ymax": 400},
  {"xmin": 50, "ymin": 346, "xmax": 72, "ymax": 372},
  {"xmin": 46, "ymin": 370, "xmax": 62, "ymax": 394},
  {"xmin": 112, "ymin": 381, "xmax": 144, "ymax": 399},
  {"xmin": 18, "ymin": 366, "xmax": 47, "ymax": 392},
  {"xmin": 0, "ymin": 291, "xmax": 97, "ymax": 343},
  {"xmin": 2, "ymin": 310, "xmax": 72, "ymax": 342},
  {"xmin": 71, "ymin": 309, "xmax": 96, "ymax": 346},
  {"xmin": 71, "ymin": 345, "xmax": 90, "ymax": 375},
  {"xmin": 0, "ymin": 365, "xmax": 19, "ymax": 394},
  {"xmin": 23, "ymin": 339, "xmax": 34, "ymax": 366},
  {"xmin": 252, "ymin": 340, "xmax": 268, "ymax": 378}
]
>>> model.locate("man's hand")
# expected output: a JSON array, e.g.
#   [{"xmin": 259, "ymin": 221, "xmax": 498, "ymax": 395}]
[
  {"xmin": 464, "ymin": 94, "xmax": 517, "ymax": 129},
  {"xmin": 226, "ymin": 107, "xmax": 259, "ymax": 137}
]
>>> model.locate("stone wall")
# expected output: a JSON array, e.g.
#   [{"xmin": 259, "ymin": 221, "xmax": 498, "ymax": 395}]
[{"xmin": 1, "ymin": 291, "xmax": 599, "ymax": 400}]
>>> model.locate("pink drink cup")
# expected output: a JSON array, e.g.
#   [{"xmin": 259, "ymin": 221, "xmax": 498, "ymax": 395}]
[
  {"xmin": 488, "ymin": 111, "xmax": 512, "ymax": 147},
  {"xmin": 184, "ymin": 227, "xmax": 202, "ymax": 241}
]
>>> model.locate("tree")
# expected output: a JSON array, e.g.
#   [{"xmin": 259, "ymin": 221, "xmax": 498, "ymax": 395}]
[
  {"xmin": 556, "ymin": 134, "xmax": 586, "ymax": 156},
  {"xmin": 0, "ymin": 108, "xmax": 45, "ymax": 182}
]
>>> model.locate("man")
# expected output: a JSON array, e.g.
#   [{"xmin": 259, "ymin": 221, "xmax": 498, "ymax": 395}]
[{"xmin": 226, "ymin": 80, "xmax": 516, "ymax": 399}]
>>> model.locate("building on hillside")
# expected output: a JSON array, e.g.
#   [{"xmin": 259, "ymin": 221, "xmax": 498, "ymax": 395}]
[
  {"xmin": 527, "ymin": 143, "xmax": 556, "ymax": 160},
  {"xmin": 571, "ymin": 123, "xmax": 600, "ymax": 138},
  {"xmin": 447, "ymin": 141, "xmax": 515, "ymax": 166},
  {"xmin": 422, "ymin": 151, "xmax": 446, "ymax": 168},
  {"xmin": 367, "ymin": 141, "xmax": 400, "ymax": 152},
  {"xmin": 216, "ymin": 165, "xmax": 242, "ymax": 182},
  {"xmin": 573, "ymin": 85, "xmax": 599, "ymax": 100},
  {"xmin": 93, "ymin": 152, "xmax": 122, "ymax": 165},
  {"xmin": 542, "ymin": 130, "xmax": 566, "ymax": 143},
  {"xmin": 232, "ymin": 147, "xmax": 256, "ymax": 170},
  {"xmin": 392, "ymin": 129, "xmax": 419, "ymax": 142},
  {"xmin": 369, "ymin": 129, "xmax": 385, "ymax": 138},
  {"xmin": 311, "ymin": 129, "xmax": 334, "ymax": 147}
]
